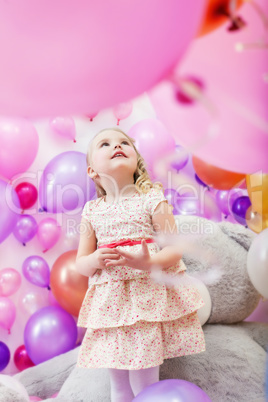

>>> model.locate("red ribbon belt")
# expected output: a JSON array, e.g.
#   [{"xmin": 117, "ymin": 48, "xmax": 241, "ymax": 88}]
[{"xmin": 98, "ymin": 238, "xmax": 155, "ymax": 249}]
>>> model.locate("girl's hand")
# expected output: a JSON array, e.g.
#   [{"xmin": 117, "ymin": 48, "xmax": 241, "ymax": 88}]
[
  {"xmin": 105, "ymin": 239, "xmax": 153, "ymax": 271},
  {"xmin": 93, "ymin": 248, "xmax": 121, "ymax": 269}
]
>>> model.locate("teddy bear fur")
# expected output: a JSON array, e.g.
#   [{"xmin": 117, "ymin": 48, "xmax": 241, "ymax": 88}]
[{"xmin": 3, "ymin": 217, "xmax": 267, "ymax": 401}]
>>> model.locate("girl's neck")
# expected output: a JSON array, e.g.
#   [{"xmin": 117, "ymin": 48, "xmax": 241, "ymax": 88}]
[{"xmin": 101, "ymin": 178, "xmax": 137, "ymax": 203}]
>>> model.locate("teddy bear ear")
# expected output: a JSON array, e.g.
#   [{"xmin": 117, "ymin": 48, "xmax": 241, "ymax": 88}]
[{"xmin": 218, "ymin": 220, "xmax": 256, "ymax": 251}]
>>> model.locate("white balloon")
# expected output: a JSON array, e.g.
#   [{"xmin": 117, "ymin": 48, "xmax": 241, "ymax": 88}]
[
  {"xmin": 192, "ymin": 277, "xmax": 212, "ymax": 326},
  {"xmin": 247, "ymin": 229, "xmax": 268, "ymax": 299},
  {"xmin": 0, "ymin": 374, "xmax": 29, "ymax": 401}
]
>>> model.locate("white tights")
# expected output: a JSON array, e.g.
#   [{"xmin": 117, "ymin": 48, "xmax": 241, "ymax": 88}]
[{"xmin": 109, "ymin": 366, "xmax": 160, "ymax": 402}]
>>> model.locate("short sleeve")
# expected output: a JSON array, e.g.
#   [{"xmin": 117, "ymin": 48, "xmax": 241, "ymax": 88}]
[
  {"xmin": 144, "ymin": 188, "xmax": 167, "ymax": 216},
  {"xmin": 81, "ymin": 200, "xmax": 94, "ymax": 222}
]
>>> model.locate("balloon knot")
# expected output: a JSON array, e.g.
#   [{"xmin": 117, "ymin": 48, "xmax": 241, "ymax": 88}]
[
  {"xmin": 117, "ymin": 120, "xmax": 120, "ymax": 126},
  {"xmin": 43, "ymin": 249, "xmax": 48, "ymax": 253},
  {"xmin": 227, "ymin": 16, "xmax": 247, "ymax": 32},
  {"xmin": 73, "ymin": 139, "xmax": 77, "ymax": 143},
  {"xmin": 47, "ymin": 285, "xmax": 51, "ymax": 291},
  {"xmin": 8, "ymin": 329, "xmax": 11, "ymax": 335},
  {"xmin": 90, "ymin": 118, "xmax": 93, "ymax": 122},
  {"xmin": 22, "ymin": 242, "xmax": 26, "ymax": 246}
]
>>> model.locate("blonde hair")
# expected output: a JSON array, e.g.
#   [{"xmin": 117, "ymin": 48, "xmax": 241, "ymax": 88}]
[{"xmin": 87, "ymin": 127, "xmax": 163, "ymax": 198}]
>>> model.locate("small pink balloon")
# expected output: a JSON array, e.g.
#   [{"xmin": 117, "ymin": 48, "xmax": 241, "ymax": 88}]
[
  {"xmin": 14, "ymin": 344, "xmax": 35, "ymax": 371},
  {"xmin": 0, "ymin": 297, "xmax": 16, "ymax": 333},
  {"xmin": 50, "ymin": 116, "xmax": 76, "ymax": 142},
  {"xmin": 37, "ymin": 218, "xmax": 61, "ymax": 252},
  {"xmin": 29, "ymin": 397, "xmax": 43, "ymax": 401},
  {"xmin": 15, "ymin": 182, "xmax": 38, "ymax": 211},
  {"xmin": 113, "ymin": 102, "xmax": 133, "ymax": 125},
  {"xmin": 0, "ymin": 268, "xmax": 22, "ymax": 297},
  {"xmin": 86, "ymin": 111, "xmax": 98, "ymax": 121},
  {"xmin": 0, "ymin": 117, "xmax": 39, "ymax": 180}
]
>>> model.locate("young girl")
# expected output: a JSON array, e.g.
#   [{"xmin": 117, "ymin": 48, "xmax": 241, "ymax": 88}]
[{"xmin": 76, "ymin": 127, "xmax": 205, "ymax": 402}]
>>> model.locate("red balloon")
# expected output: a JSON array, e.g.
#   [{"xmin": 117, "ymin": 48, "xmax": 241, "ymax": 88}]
[
  {"xmin": 14, "ymin": 344, "xmax": 35, "ymax": 371},
  {"xmin": 15, "ymin": 182, "xmax": 38, "ymax": 210}
]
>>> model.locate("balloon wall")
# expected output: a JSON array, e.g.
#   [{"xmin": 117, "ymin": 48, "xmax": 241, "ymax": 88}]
[{"xmin": 0, "ymin": 0, "xmax": 267, "ymax": 380}]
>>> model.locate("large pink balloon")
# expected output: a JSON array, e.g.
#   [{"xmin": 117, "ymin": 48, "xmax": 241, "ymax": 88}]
[
  {"xmin": 150, "ymin": 1, "xmax": 268, "ymax": 174},
  {"xmin": 0, "ymin": 0, "xmax": 205, "ymax": 117},
  {"xmin": 0, "ymin": 118, "xmax": 39, "ymax": 180}
]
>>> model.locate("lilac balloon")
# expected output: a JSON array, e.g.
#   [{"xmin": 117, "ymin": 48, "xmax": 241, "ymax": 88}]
[
  {"xmin": 0, "ymin": 341, "xmax": 10, "ymax": 371},
  {"xmin": 13, "ymin": 214, "xmax": 38, "ymax": 245},
  {"xmin": 232, "ymin": 196, "xmax": 252, "ymax": 225},
  {"xmin": 170, "ymin": 145, "xmax": 189, "ymax": 172},
  {"xmin": 216, "ymin": 189, "xmax": 244, "ymax": 217},
  {"xmin": 133, "ymin": 379, "xmax": 212, "ymax": 402},
  {"xmin": 177, "ymin": 192, "xmax": 200, "ymax": 216},
  {"xmin": 0, "ymin": 180, "xmax": 20, "ymax": 244},
  {"xmin": 22, "ymin": 256, "xmax": 50, "ymax": 288},
  {"xmin": 164, "ymin": 188, "xmax": 180, "ymax": 215},
  {"xmin": 128, "ymin": 119, "xmax": 176, "ymax": 177},
  {"xmin": 39, "ymin": 151, "xmax": 96, "ymax": 213},
  {"xmin": 24, "ymin": 306, "xmax": 77, "ymax": 365}
]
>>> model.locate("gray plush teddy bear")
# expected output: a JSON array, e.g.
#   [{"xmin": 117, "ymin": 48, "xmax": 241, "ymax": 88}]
[{"xmin": 1, "ymin": 217, "xmax": 266, "ymax": 402}]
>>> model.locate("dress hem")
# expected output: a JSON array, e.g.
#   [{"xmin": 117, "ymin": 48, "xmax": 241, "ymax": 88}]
[{"xmin": 76, "ymin": 345, "xmax": 206, "ymax": 370}]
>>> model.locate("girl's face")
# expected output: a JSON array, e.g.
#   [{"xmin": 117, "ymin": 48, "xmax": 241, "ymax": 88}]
[{"xmin": 88, "ymin": 130, "xmax": 138, "ymax": 179}]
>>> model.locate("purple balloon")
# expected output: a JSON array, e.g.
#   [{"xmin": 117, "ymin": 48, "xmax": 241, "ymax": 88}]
[
  {"xmin": 24, "ymin": 306, "xmax": 77, "ymax": 365},
  {"xmin": 0, "ymin": 341, "xmax": 10, "ymax": 371},
  {"xmin": 22, "ymin": 255, "xmax": 50, "ymax": 288},
  {"xmin": 231, "ymin": 196, "xmax": 252, "ymax": 225},
  {"xmin": 13, "ymin": 214, "xmax": 38, "ymax": 245},
  {"xmin": 39, "ymin": 151, "xmax": 96, "ymax": 213},
  {"xmin": 170, "ymin": 145, "xmax": 189, "ymax": 172},
  {"xmin": 0, "ymin": 180, "xmax": 20, "ymax": 244},
  {"xmin": 133, "ymin": 379, "xmax": 212, "ymax": 402}
]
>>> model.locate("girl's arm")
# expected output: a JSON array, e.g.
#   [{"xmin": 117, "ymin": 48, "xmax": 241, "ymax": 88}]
[
  {"xmin": 76, "ymin": 217, "xmax": 120, "ymax": 277},
  {"xmin": 150, "ymin": 201, "xmax": 182, "ymax": 268}
]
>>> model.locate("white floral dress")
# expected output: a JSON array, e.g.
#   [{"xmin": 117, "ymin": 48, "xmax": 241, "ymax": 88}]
[{"xmin": 77, "ymin": 188, "xmax": 205, "ymax": 370}]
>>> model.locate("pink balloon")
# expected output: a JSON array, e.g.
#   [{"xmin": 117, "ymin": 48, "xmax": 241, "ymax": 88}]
[
  {"xmin": 37, "ymin": 218, "xmax": 61, "ymax": 252},
  {"xmin": 49, "ymin": 116, "xmax": 76, "ymax": 142},
  {"xmin": 113, "ymin": 102, "xmax": 133, "ymax": 125},
  {"xmin": 0, "ymin": 118, "xmax": 39, "ymax": 180},
  {"xmin": 0, "ymin": 268, "xmax": 22, "ymax": 297},
  {"xmin": 128, "ymin": 119, "xmax": 176, "ymax": 178},
  {"xmin": 29, "ymin": 397, "xmax": 43, "ymax": 402},
  {"xmin": 0, "ymin": 0, "xmax": 205, "ymax": 117},
  {"xmin": 15, "ymin": 182, "xmax": 38, "ymax": 210},
  {"xmin": 0, "ymin": 297, "xmax": 16, "ymax": 333},
  {"xmin": 150, "ymin": 1, "xmax": 268, "ymax": 174},
  {"xmin": 86, "ymin": 111, "xmax": 98, "ymax": 121},
  {"xmin": 14, "ymin": 344, "xmax": 35, "ymax": 371}
]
